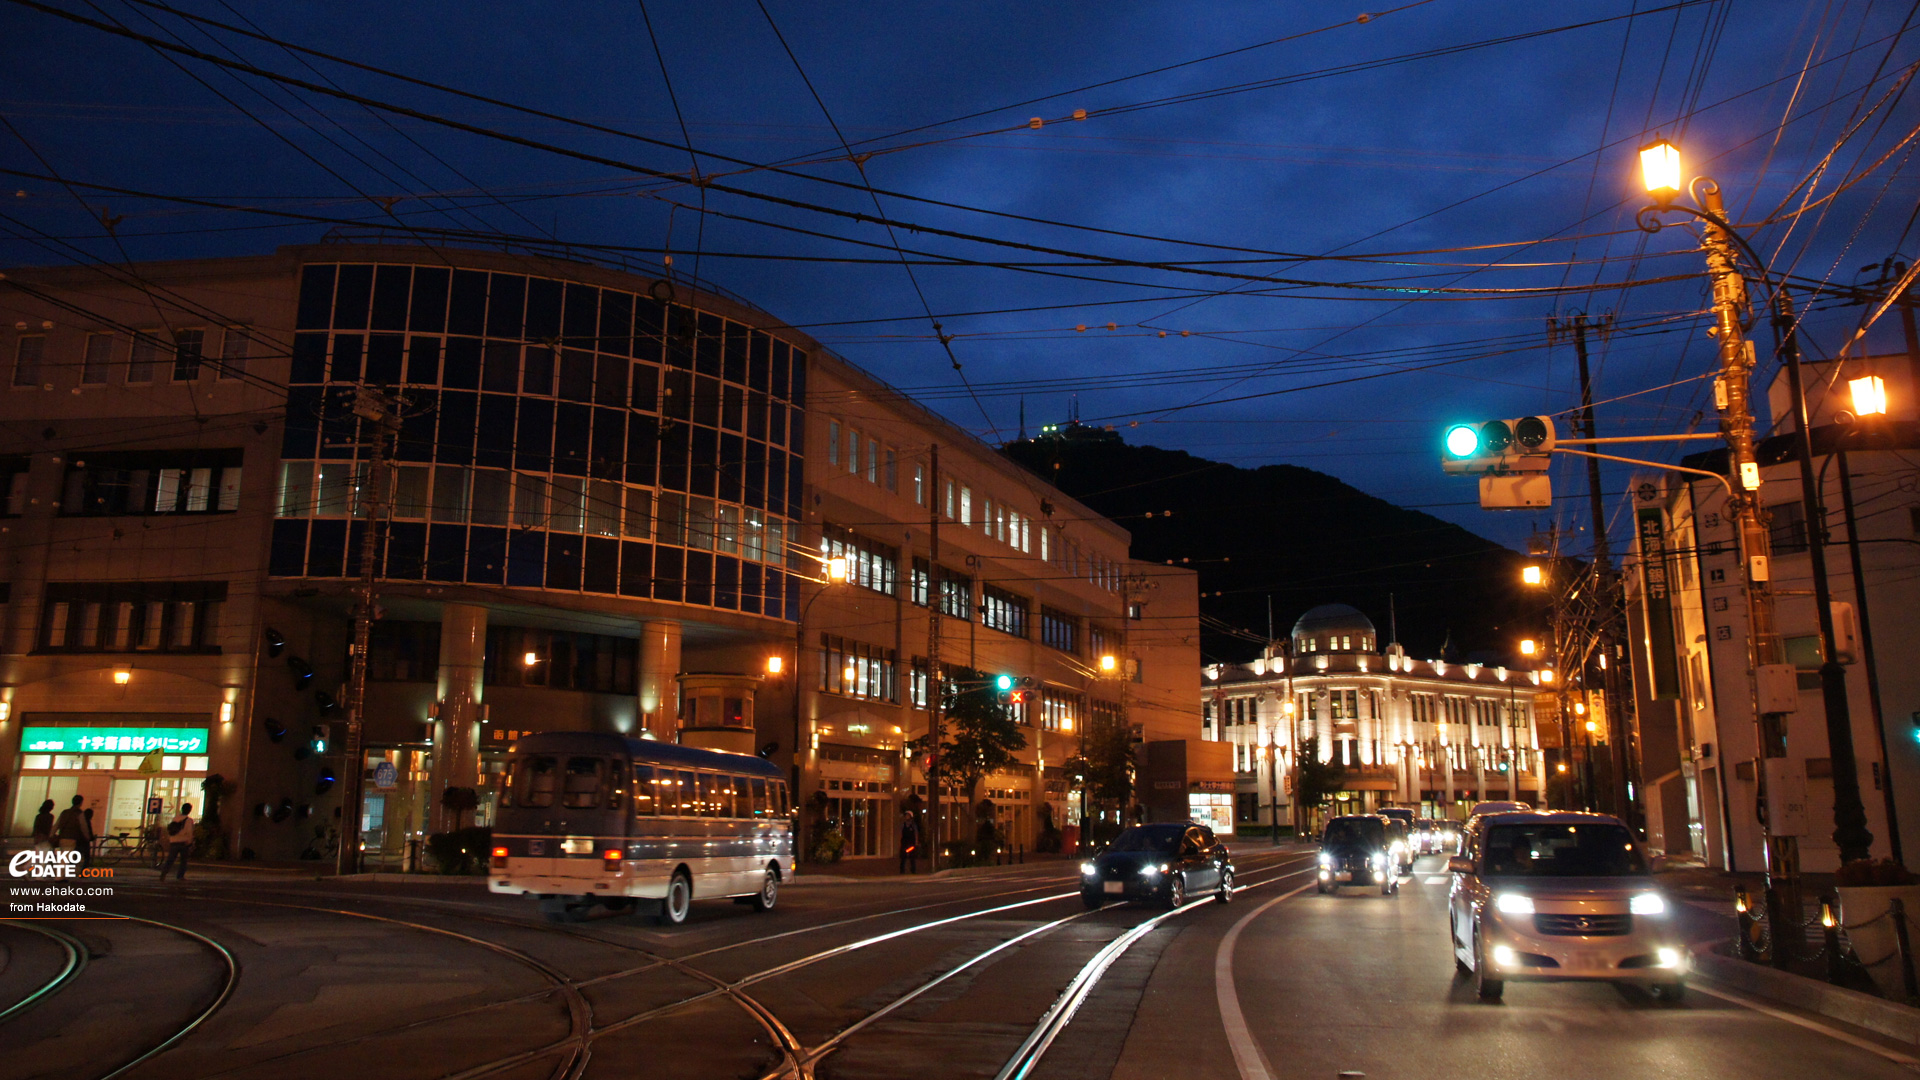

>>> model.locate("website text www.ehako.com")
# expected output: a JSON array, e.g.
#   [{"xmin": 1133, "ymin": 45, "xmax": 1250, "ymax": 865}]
[{"xmin": 7, "ymin": 849, "xmax": 115, "ymax": 913}]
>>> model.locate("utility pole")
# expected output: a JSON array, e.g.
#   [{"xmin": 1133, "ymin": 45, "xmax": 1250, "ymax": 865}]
[
  {"xmin": 1775, "ymin": 296, "xmax": 1874, "ymax": 864},
  {"xmin": 927, "ymin": 444, "xmax": 943, "ymax": 869},
  {"xmin": 338, "ymin": 386, "xmax": 402, "ymax": 877}
]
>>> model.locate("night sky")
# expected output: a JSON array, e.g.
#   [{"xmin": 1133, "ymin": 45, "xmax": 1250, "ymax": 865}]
[{"xmin": 3, "ymin": 1, "xmax": 1916, "ymax": 555}]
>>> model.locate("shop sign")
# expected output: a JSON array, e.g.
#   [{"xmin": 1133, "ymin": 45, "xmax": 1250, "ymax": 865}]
[{"xmin": 21, "ymin": 726, "xmax": 208, "ymax": 754}]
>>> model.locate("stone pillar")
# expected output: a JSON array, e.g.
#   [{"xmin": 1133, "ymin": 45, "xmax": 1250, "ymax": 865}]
[
  {"xmin": 637, "ymin": 619, "xmax": 682, "ymax": 740},
  {"xmin": 431, "ymin": 603, "xmax": 486, "ymax": 832}
]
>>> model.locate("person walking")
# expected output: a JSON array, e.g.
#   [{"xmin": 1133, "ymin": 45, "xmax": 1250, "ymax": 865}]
[
  {"xmin": 31, "ymin": 799, "xmax": 55, "ymax": 851},
  {"xmin": 157, "ymin": 803, "xmax": 194, "ymax": 881},
  {"xmin": 54, "ymin": 795, "xmax": 93, "ymax": 869},
  {"xmin": 899, "ymin": 813, "xmax": 920, "ymax": 874}
]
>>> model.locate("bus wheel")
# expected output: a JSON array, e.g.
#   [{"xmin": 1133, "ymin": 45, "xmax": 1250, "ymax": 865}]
[
  {"xmin": 656, "ymin": 870, "xmax": 693, "ymax": 926},
  {"xmin": 750, "ymin": 866, "xmax": 779, "ymax": 912}
]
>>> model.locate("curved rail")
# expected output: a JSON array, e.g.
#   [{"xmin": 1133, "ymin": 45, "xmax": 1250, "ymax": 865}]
[
  {"xmin": 0, "ymin": 920, "xmax": 89, "ymax": 1024},
  {"xmin": 93, "ymin": 913, "xmax": 241, "ymax": 1080}
]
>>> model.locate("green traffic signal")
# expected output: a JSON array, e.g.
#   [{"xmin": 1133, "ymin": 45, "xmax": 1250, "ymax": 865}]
[
  {"xmin": 1444, "ymin": 424, "xmax": 1480, "ymax": 458},
  {"xmin": 996, "ymin": 674, "xmax": 1014, "ymax": 691}
]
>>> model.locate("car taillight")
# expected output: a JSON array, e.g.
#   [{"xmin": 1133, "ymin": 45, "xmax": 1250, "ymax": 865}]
[
  {"xmin": 490, "ymin": 846, "xmax": 509, "ymax": 869},
  {"xmin": 602, "ymin": 849, "xmax": 623, "ymax": 872}
]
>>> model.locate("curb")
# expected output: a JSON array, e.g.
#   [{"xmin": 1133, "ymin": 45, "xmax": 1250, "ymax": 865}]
[{"xmin": 1690, "ymin": 942, "xmax": 1920, "ymax": 1045}]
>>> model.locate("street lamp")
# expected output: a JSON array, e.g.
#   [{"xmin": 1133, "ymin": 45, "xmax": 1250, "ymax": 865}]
[
  {"xmin": 1639, "ymin": 137, "xmax": 1878, "ymax": 931},
  {"xmin": 790, "ymin": 553, "xmax": 849, "ymax": 861},
  {"xmin": 1519, "ymin": 639, "xmax": 1536, "ymax": 657},
  {"xmin": 1099, "ymin": 653, "xmax": 1117, "ymax": 673},
  {"xmin": 1522, "ymin": 564, "xmax": 1543, "ymax": 586},
  {"xmin": 1851, "ymin": 375, "xmax": 1889, "ymax": 417}
]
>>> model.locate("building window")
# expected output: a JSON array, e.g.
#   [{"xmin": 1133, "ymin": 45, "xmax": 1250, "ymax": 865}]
[
  {"xmin": 909, "ymin": 657, "xmax": 930, "ymax": 709},
  {"xmin": 913, "ymin": 464, "xmax": 924, "ymax": 505},
  {"xmin": 11, "ymin": 335, "xmax": 44, "ymax": 387},
  {"xmin": 885, "ymin": 448, "xmax": 897, "ymax": 491},
  {"xmin": 81, "ymin": 332, "xmax": 113, "ymax": 385},
  {"xmin": 368, "ymin": 621, "xmax": 442, "ymax": 682},
  {"xmin": 2, "ymin": 456, "xmax": 29, "ymax": 516},
  {"xmin": 63, "ymin": 451, "xmax": 243, "ymax": 516},
  {"xmin": 867, "ymin": 438, "xmax": 879, "ymax": 483},
  {"xmin": 822, "ymin": 526, "xmax": 898, "ymax": 597},
  {"xmin": 959, "ymin": 486, "xmax": 971, "ymax": 526},
  {"xmin": 912, "ymin": 559, "xmax": 972, "ymax": 619},
  {"xmin": 128, "ymin": 332, "xmax": 160, "ymax": 383},
  {"xmin": 1041, "ymin": 607, "xmax": 1079, "ymax": 654},
  {"xmin": 219, "ymin": 327, "xmax": 250, "ymax": 379},
  {"xmin": 38, "ymin": 582, "xmax": 226, "ymax": 653},
  {"xmin": 1769, "ymin": 499, "xmax": 1810, "ymax": 554},
  {"xmin": 828, "ymin": 420, "xmax": 839, "ymax": 466},
  {"xmin": 171, "ymin": 329, "xmax": 205, "ymax": 382},
  {"xmin": 981, "ymin": 584, "xmax": 1029, "ymax": 637},
  {"xmin": 486, "ymin": 626, "xmax": 638, "ymax": 693},
  {"xmin": 1043, "ymin": 689, "xmax": 1085, "ymax": 733},
  {"xmin": 945, "ymin": 479, "xmax": 955, "ymax": 518},
  {"xmin": 819, "ymin": 633, "xmax": 897, "ymax": 702}
]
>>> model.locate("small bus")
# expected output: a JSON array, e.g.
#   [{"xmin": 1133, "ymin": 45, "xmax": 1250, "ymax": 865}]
[{"xmin": 490, "ymin": 732, "xmax": 794, "ymax": 924}]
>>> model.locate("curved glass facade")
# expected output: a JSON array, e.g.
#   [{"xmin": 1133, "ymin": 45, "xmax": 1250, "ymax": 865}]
[{"xmin": 269, "ymin": 261, "xmax": 805, "ymax": 620}]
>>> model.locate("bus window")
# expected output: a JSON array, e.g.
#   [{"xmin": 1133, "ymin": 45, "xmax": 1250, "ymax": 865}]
[
  {"xmin": 658, "ymin": 770, "xmax": 685, "ymax": 816},
  {"xmin": 517, "ymin": 756, "xmax": 559, "ymax": 807},
  {"xmin": 562, "ymin": 757, "xmax": 605, "ymax": 809},
  {"xmin": 694, "ymin": 773, "xmax": 720, "ymax": 818},
  {"xmin": 632, "ymin": 765, "xmax": 655, "ymax": 816},
  {"xmin": 607, "ymin": 760, "xmax": 626, "ymax": 810},
  {"xmin": 720, "ymin": 776, "xmax": 744, "ymax": 818},
  {"xmin": 771, "ymin": 780, "xmax": 788, "ymax": 817},
  {"xmin": 750, "ymin": 778, "xmax": 769, "ymax": 818}
]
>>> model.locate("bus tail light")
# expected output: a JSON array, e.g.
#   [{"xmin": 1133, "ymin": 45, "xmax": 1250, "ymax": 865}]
[
  {"xmin": 602, "ymin": 849, "xmax": 624, "ymax": 872},
  {"xmin": 490, "ymin": 846, "xmax": 509, "ymax": 869}
]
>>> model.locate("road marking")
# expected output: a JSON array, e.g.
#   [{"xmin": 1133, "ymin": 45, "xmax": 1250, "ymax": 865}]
[
  {"xmin": 1214, "ymin": 883, "xmax": 1315, "ymax": 1080},
  {"xmin": 1689, "ymin": 980, "xmax": 1920, "ymax": 1069},
  {"xmin": 1423, "ymin": 875, "xmax": 1451, "ymax": 886}
]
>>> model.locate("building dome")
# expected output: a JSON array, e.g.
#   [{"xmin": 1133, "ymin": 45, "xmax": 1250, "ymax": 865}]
[{"xmin": 1291, "ymin": 604, "xmax": 1378, "ymax": 655}]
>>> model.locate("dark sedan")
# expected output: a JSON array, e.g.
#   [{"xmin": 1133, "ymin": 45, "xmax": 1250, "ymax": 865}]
[
  {"xmin": 1081, "ymin": 823, "xmax": 1234, "ymax": 909},
  {"xmin": 1317, "ymin": 814, "xmax": 1400, "ymax": 896}
]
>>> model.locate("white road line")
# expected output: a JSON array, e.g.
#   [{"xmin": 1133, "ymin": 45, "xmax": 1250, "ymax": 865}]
[
  {"xmin": 1214, "ymin": 883, "xmax": 1315, "ymax": 1080},
  {"xmin": 1689, "ymin": 980, "xmax": 1920, "ymax": 1069}
]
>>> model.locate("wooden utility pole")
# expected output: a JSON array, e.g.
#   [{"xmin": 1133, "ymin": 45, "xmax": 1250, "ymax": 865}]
[
  {"xmin": 338, "ymin": 386, "xmax": 402, "ymax": 877},
  {"xmin": 926, "ymin": 444, "xmax": 943, "ymax": 870}
]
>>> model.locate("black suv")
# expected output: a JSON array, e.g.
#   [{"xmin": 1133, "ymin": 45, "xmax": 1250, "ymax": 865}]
[
  {"xmin": 1377, "ymin": 807, "xmax": 1417, "ymax": 873},
  {"xmin": 1316, "ymin": 814, "xmax": 1400, "ymax": 896},
  {"xmin": 1081, "ymin": 823, "xmax": 1234, "ymax": 909}
]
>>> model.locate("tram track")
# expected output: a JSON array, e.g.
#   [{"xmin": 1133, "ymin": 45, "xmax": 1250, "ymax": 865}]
[
  {"xmin": 89, "ymin": 912, "xmax": 241, "ymax": 1080},
  {"xmin": 0, "ymin": 919, "xmax": 89, "ymax": 1025}
]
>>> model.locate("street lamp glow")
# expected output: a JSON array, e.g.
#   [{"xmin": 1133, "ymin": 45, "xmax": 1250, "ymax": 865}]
[
  {"xmin": 1519, "ymin": 639, "xmax": 1536, "ymax": 656},
  {"xmin": 1541, "ymin": 668, "xmax": 1555, "ymax": 683},
  {"xmin": 827, "ymin": 556, "xmax": 849, "ymax": 582},
  {"xmin": 523, "ymin": 651, "xmax": 539, "ymax": 667},
  {"xmin": 1444, "ymin": 424, "xmax": 1480, "ymax": 458},
  {"xmin": 844, "ymin": 663, "xmax": 859, "ymax": 685},
  {"xmin": 1099, "ymin": 654, "xmax": 1118, "ymax": 673},
  {"xmin": 1522, "ymin": 564, "xmax": 1543, "ymax": 586},
  {"xmin": 766, "ymin": 655, "xmax": 784, "ymax": 675},
  {"xmin": 112, "ymin": 666, "xmax": 132, "ymax": 685},
  {"xmin": 1851, "ymin": 374, "xmax": 1888, "ymax": 417},
  {"xmin": 1639, "ymin": 138, "xmax": 1682, "ymax": 196}
]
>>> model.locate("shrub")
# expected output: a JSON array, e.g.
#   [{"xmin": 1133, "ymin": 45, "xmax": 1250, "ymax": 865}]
[
  {"xmin": 1837, "ymin": 858, "xmax": 1918, "ymax": 887},
  {"xmin": 809, "ymin": 826, "xmax": 846, "ymax": 864},
  {"xmin": 426, "ymin": 826, "xmax": 492, "ymax": 875}
]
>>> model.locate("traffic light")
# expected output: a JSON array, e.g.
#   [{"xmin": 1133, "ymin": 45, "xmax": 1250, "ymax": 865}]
[
  {"xmin": 995, "ymin": 675, "xmax": 1035, "ymax": 705},
  {"xmin": 1440, "ymin": 416, "xmax": 1556, "ymax": 509}
]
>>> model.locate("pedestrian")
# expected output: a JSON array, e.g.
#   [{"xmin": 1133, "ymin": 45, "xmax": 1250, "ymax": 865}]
[
  {"xmin": 157, "ymin": 802, "xmax": 194, "ymax": 881},
  {"xmin": 31, "ymin": 799, "xmax": 55, "ymax": 851},
  {"xmin": 54, "ymin": 795, "xmax": 93, "ymax": 869},
  {"xmin": 899, "ymin": 813, "xmax": 920, "ymax": 874}
]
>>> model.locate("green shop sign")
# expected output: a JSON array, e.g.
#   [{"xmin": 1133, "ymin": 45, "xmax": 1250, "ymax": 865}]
[{"xmin": 21, "ymin": 726, "xmax": 209, "ymax": 754}]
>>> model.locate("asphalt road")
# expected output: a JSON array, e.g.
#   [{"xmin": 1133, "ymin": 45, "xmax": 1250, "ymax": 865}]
[{"xmin": 0, "ymin": 848, "xmax": 1904, "ymax": 1079}]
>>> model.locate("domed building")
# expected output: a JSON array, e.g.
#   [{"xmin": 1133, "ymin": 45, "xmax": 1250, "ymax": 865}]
[{"xmin": 1202, "ymin": 604, "xmax": 1547, "ymax": 833}]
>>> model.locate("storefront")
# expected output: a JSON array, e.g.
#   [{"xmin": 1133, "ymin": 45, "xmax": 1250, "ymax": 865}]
[{"xmin": 8, "ymin": 714, "xmax": 212, "ymax": 842}]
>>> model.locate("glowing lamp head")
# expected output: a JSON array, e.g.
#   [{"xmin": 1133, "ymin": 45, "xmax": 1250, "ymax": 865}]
[
  {"xmin": 112, "ymin": 666, "xmax": 132, "ymax": 685},
  {"xmin": 1520, "ymin": 639, "xmax": 1536, "ymax": 656},
  {"xmin": 1851, "ymin": 374, "xmax": 1888, "ymax": 417},
  {"xmin": 1640, "ymin": 137, "xmax": 1682, "ymax": 197},
  {"xmin": 827, "ymin": 556, "xmax": 849, "ymax": 582},
  {"xmin": 1099, "ymin": 654, "xmax": 1118, "ymax": 673},
  {"xmin": 1541, "ymin": 668, "xmax": 1555, "ymax": 683},
  {"xmin": 1443, "ymin": 424, "xmax": 1480, "ymax": 459},
  {"xmin": 1586, "ymin": 720, "xmax": 1599, "ymax": 733},
  {"xmin": 1522, "ymin": 564, "xmax": 1543, "ymax": 586},
  {"xmin": 766, "ymin": 655, "xmax": 784, "ymax": 676},
  {"xmin": 523, "ymin": 651, "xmax": 539, "ymax": 667}
]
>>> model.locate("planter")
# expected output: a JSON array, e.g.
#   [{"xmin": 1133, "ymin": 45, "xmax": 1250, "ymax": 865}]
[{"xmin": 1838, "ymin": 884, "xmax": 1920, "ymax": 998}]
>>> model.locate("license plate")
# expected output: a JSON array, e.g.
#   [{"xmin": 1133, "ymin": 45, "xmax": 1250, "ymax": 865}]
[
  {"xmin": 1103, "ymin": 881, "xmax": 1125, "ymax": 894},
  {"xmin": 1573, "ymin": 951, "xmax": 1603, "ymax": 971},
  {"xmin": 561, "ymin": 837, "xmax": 592, "ymax": 856}
]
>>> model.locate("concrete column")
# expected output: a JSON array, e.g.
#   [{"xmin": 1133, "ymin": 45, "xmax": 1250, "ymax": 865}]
[
  {"xmin": 430, "ymin": 603, "xmax": 486, "ymax": 832},
  {"xmin": 637, "ymin": 619, "xmax": 683, "ymax": 740}
]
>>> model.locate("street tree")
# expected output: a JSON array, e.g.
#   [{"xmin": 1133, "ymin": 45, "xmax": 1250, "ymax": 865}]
[{"xmin": 923, "ymin": 668, "xmax": 1026, "ymax": 858}]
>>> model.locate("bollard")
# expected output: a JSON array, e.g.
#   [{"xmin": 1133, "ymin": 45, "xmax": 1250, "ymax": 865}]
[
  {"xmin": 1767, "ymin": 887, "xmax": 1792, "ymax": 968},
  {"xmin": 1821, "ymin": 894, "xmax": 1844, "ymax": 986},
  {"xmin": 1893, "ymin": 898, "xmax": 1920, "ymax": 1000},
  {"xmin": 1735, "ymin": 886, "xmax": 1760, "ymax": 963}
]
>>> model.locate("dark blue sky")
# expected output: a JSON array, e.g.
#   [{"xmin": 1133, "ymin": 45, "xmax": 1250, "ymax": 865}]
[{"xmin": 3, "ymin": 1, "xmax": 1917, "ymax": 553}]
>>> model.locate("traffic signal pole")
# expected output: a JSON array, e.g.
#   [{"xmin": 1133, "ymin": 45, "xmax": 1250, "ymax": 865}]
[{"xmin": 927, "ymin": 444, "xmax": 943, "ymax": 871}]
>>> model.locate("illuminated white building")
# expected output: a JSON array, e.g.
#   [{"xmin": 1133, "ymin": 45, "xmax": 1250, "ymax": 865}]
[{"xmin": 1201, "ymin": 605, "xmax": 1547, "ymax": 828}]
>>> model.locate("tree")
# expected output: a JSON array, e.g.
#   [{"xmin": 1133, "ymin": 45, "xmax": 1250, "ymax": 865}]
[
  {"xmin": 440, "ymin": 785, "xmax": 479, "ymax": 831},
  {"xmin": 928, "ymin": 670, "xmax": 1027, "ymax": 857},
  {"xmin": 1295, "ymin": 738, "xmax": 1347, "ymax": 831},
  {"xmin": 1078, "ymin": 703, "xmax": 1136, "ymax": 824}
]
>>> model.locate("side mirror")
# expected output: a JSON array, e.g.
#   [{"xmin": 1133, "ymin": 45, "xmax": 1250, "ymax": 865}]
[{"xmin": 1447, "ymin": 856, "xmax": 1474, "ymax": 875}]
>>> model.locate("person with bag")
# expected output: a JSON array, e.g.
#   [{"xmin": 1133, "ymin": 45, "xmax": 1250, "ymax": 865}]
[
  {"xmin": 157, "ymin": 803, "xmax": 194, "ymax": 881},
  {"xmin": 899, "ymin": 813, "xmax": 921, "ymax": 875},
  {"xmin": 54, "ymin": 795, "xmax": 94, "ymax": 869},
  {"xmin": 31, "ymin": 799, "xmax": 56, "ymax": 851}
]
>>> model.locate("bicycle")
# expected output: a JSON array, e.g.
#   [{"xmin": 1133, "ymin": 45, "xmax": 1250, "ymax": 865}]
[{"xmin": 97, "ymin": 826, "xmax": 164, "ymax": 869}]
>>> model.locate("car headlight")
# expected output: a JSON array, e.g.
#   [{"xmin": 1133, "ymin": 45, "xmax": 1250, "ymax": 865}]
[
  {"xmin": 1492, "ymin": 944, "xmax": 1518, "ymax": 968},
  {"xmin": 1631, "ymin": 893, "xmax": 1667, "ymax": 916},
  {"xmin": 1494, "ymin": 893, "xmax": 1535, "ymax": 915},
  {"xmin": 1080, "ymin": 861, "xmax": 1097, "ymax": 877},
  {"xmin": 1370, "ymin": 853, "xmax": 1385, "ymax": 867},
  {"xmin": 1318, "ymin": 852, "xmax": 1333, "ymax": 866},
  {"xmin": 1140, "ymin": 864, "xmax": 1160, "ymax": 878},
  {"xmin": 1656, "ymin": 947, "xmax": 1683, "ymax": 969}
]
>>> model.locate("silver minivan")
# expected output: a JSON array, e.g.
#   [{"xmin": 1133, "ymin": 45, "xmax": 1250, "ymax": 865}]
[{"xmin": 1448, "ymin": 810, "xmax": 1686, "ymax": 1001}]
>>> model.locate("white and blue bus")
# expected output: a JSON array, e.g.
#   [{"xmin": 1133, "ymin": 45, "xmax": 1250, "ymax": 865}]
[{"xmin": 490, "ymin": 732, "xmax": 794, "ymax": 924}]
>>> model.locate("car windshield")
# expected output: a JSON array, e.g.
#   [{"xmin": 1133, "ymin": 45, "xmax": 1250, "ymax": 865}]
[
  {"xmin": 1108, "ymin": 826, "xmax": 1184, "ymax": 854},
  {"xmin": 1323, "ymin": 818, "xmax": 1384, "ymax": 846},
  {"xmin": 1482, "ymin": 822, "xmax": 1648, "ymax": 877}
]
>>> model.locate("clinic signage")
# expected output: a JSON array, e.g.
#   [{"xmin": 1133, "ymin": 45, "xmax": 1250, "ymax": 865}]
[{"xmin": 21, "ymin": 726, "xmax": 209, "ymax": 754}]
